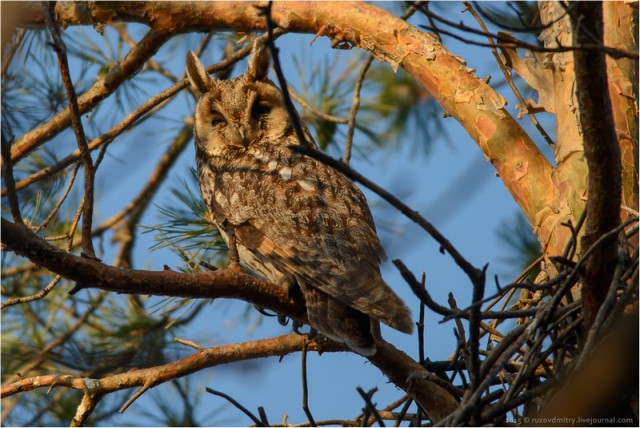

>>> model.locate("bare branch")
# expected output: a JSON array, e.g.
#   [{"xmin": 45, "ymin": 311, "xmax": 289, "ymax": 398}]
[
  {"xmin": 206, "ymin": 388, "xmax": 266, "ymax": 427},
  {"xmin": 1, "ymin": 217, "xmax": 306, "ymax": 322},
  {"xmin": 572, "ymin": 1, "xmax": 622, "ymax": 326},
  {"xmin": 41, "ymin": 0, "xmax": 96, "ymax": 258},
  {"xmin": 1, "ymin": 275, "xmax": 62, "ymax": 309},
  {"xmin": 343, "ymin": 56, "xmax": 373, "ymax": 166},
  {"xmin": 356, "ymin": 387, "xmax": 385, "ymax": 427},
  {"xmin": 301, "ymin": 339, "xmax": 317, "ymax": 427},
  {"xmin": 1, "ymin": 135, "xmax": 22, "ymax": 224},
  {"xmin": 259, "ymin": 2, "xmax": 310, "ymax": 149},
  {"xmin": 2, "ymin": 334, "xmax": 338, "ymax": 401}
]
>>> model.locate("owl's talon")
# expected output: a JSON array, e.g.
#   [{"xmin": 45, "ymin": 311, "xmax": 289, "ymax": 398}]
[
  {"xmin": 277, "ymin": 314, "xmax": 289, "ymax": 326},
  {"xmin": 306, "ymin": 327, "xmax": 318, "ymax": 340},
  {"xmin": 293, "ymin": 323, "xmax": 315, "ymax": 338},
  {"xmin": 255, "ymin": 305, "xmax": 278, "ymax": 317},
  {"xmin": 293, "ymin": 322, "xmax": 304, "ymax": 335}
]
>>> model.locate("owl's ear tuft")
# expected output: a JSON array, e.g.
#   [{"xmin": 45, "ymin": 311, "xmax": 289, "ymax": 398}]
[
  {"xmin": 186, "ymin": 51, "xmax": 212, "ymax": 94},
  {"xmin": 246, "ymin": 42, "xmax": 270, "ymax": 82}
]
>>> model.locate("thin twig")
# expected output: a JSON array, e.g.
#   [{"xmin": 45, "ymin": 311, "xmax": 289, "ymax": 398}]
[
  {"xmin": 1, "ymin": 135, "xmax": 23, "ymax": 224},
  {"xmin": 467, "ymin": 264, "xmax": 487, "ymax": 411},
  {"xmin": 42, "ymin": 1, "xmax": 96, "ymax": 258},
  {"xmin": 343, "ymin": 1, "xmax": 417, "ymax": 165},
  {"xmin": 301, "ymin": 339, "xmax": 317, "ymax": 427},
  {"xmin": 174, "ymin": 337, "xmax": 204, "ymax": 351},
  {"xmin": 1, "ymin": 275, "xmax": 62, "ymax": 309},
  {"xmin": 289, "ymin": 89, "xmax": 349, "ymax": 124},
  {"xmin": 206, "ymin": 388, "xmax": 265, "ymax": 427},
  {"xmin": 258, "ymin": 407, "xmax": 271, "ymax": 427},
  {"xmin": 413, "ymin": 2, "xmax": 638, "ymax": 59},
  {"xmin": 480, "ymin": 377, "xmax": 558, "ymax": 422},
  {"xmin": 418, "ymin": 272, "xmax": 426, "ymax": 365},
  {"xmin": 356, "ymin": 387, "xmax": 385, "ymax": 427},
  {"xmin": 394, "ymin": 399, "xmax": 414, "ymax": 428},
  {"xmin": 259, "ymin": 2, "xmax": 310, "ymax": 148},
  {"xmin": 1, "ymin": 262, "xmax": 38, "ymax": 278},
  {"xmin": 421, "ymin": 2, "xmax": 442, "ymax": 42},
  {"xmin": 119, "ymin": 381, "xmax": 154, "ymax": 413},
  {"xmin": 394, "ymin": 259, "xmax": 538, "ymax": 320},
  {"xmin": 344, "ymin": 56, "xmax": 373, "ymax": 165},
  {"xmin": 32, "ymin": 164, "xmax": 81, "ymax": 233}
]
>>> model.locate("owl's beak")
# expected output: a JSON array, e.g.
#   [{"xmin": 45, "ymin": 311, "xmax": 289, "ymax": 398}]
[
  {"xmin": 238, "ymin": 128, "xmax": 247, "ymax": 147},
  {"xmin": 230, "ymin": 123, "xmax": 248, "ymax": 148}
]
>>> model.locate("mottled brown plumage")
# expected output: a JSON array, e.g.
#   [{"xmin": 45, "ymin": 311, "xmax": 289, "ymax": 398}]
[{"xmin": 186, "ymin": 43, "xmax": 413, "ymax": 355}]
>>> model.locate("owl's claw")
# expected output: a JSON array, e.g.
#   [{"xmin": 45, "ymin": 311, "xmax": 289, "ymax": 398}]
[
  {"xmin": 293, "ymin": 323, "xmax": 315, "ymax": 338},
  {"xmin": 254, "ymin": 306, "xmax": 278, "ymax": 317},
  {"xmin": 277, "ymin": 314, "xmax": 290, "ymax": 326}
]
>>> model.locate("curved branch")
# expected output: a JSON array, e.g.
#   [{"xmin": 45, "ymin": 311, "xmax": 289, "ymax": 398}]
[
  {"xmin": 1, "ymin": 334, "xmax": 336, "ymax": 400},
  {"xmin": 1, "ymin": 217, "xmax": 306, "ymax": 322},
  {"xmin": 11, "ymin": 0, "xmax": 554, "ymax": 226}
]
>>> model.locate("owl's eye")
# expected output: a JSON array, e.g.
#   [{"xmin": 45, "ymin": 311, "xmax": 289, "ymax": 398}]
[
  {"xmin": 251, "ymin": 103, "xmax": 271, "ymax": 119},
  {"xmin": 210, "ymin": 115, "xmax": 225, "ymax": 127}
]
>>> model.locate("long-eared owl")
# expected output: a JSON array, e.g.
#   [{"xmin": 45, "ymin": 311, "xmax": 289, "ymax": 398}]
[{"xmin": 186, "ymin": 43, "xmax": 412, "ymax": 356}]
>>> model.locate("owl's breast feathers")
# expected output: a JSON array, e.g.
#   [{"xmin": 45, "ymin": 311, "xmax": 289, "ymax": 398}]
[{"xmin": 197, "ymin": 142, "xmax": 413, "ymax": 336}]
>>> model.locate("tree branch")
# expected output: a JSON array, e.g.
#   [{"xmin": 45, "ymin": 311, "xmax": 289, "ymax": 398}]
[
  {"xmin": 1, "ymin": 217, "xmax": 306, "ymax": 322},
  {"xmin": 41, "ymin": 1, "xmax": 96, "ymax": 258},
  {"xmin": 572, "ymin": 2, "xmax": 622, "ymax": 326},
  {"xmin": 1, "ymin": 334, "xmax": 338, "ymax": 401}
]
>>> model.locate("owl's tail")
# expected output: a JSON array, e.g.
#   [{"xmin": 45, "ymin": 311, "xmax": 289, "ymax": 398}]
[
  {"xmin": 341, "ymin": 271, "xmax": 415, "ymax": 336},
  {"xmin": 301, "ymin": 283, "xmax": 377, "ymax": 356}
]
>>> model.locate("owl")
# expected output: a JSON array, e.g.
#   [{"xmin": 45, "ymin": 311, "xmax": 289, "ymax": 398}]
[{"xmin": 185, "ymin": 43, "xmax": 413, "ymax": 356}]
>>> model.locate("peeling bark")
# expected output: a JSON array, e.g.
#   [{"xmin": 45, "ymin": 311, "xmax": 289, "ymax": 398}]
[{"xmin": 603, "ymin": 1, "xmax": 639, "ymax": 230}]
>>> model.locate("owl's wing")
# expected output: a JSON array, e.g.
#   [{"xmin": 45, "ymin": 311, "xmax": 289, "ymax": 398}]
[{"xmin": 216, "ymin": 149, "xmax": 413, "ymax": 334}]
